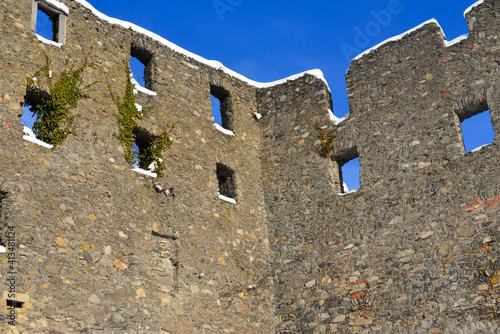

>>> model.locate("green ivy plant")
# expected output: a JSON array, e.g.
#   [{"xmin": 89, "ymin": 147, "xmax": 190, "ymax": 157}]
[
  {"xmin": 109, "ymin": 68, "xmax": 173, "ymax": 178},
  {"xmin": 25, "ymin": 56, "xmax": 87, "ymax": 147}
]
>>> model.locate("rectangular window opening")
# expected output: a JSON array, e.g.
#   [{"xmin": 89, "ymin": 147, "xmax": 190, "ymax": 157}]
[
  {"xmin": 216, "ymin": 163, "xmax": 237, "ymax": 200},
  {"xmin": 132, "ymin": 127, "xmax": 155, "ymax": 171},
  {"xmin": 460, "ymin": 109, "xmax": 495, "ymax": 153},
  {"xmin": 335, "ymin": 147, "xmax": 360, "ymax": 194},
  {"xmin": 35, "ymin": 8, "xmax": 56, "ymax": 41},
  {"xmin": 31, "ymin": 1, "xmax": 67, "ymax": 44},
  {"xmin": 210, "ymin": 85, "xmax": 234, "ymax": 133},
  {"xmin": 21, "ymin": 86, "xmax": 54, "ymax": 148},
  {"xmin": 21, "ymin": 103, "xmax": 37, "ymax": 130},
  {"xmin": 130, "ymin": 45, "xmax": 153, "ymax": 90}
]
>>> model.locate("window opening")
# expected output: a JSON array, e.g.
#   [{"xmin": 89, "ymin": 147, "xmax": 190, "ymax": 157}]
[
  {"xmin": 334, "ymin": 147, "xmax": 360, "ymax": 194},
  {"xmin": 216, "ymin": 163, "xmax": 237, "ymax": 200},
  {"xmin": 461, "ymin": 110, "xmax": 495, "ymax": 153},
  {"xmin": 210, "ymin": 85, "xmax": 234, "ymax": 132},
  {"xmin": 340, "ymin": 157, "xmax": 361, "ymax": 193},
  {"xmin": 131, "ymin": 142, "xmax": 140, "ymax": 169},
  {"xmin": 21, "ymin": 85, "xmax": 54, "ymax": 148},
  {"xmin": 130, "ymin": 45, "xmax": 153, "ymax": 90},
  {"xmin": 211, "ymin": 95, "xmax": 222, "ymax": 126},
  {"xmin": 20, "ymin": 103, "xmax": 37, "ymax": 130},
  {"xmin": 35, "ymin": 8, "xmax": 54, "ymax": 41},
  {"xmin": 131, "ymin": 127, "xmax": 155, "ymax": 171},
  {"xmin": 31, "ymin": 0, "xmax": 67, "ymax": 44}
]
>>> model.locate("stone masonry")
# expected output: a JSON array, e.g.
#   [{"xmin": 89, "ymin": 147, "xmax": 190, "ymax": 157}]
[{"xmin": 0, "ymin": 0, "xmax": 499, "ymax": 333}]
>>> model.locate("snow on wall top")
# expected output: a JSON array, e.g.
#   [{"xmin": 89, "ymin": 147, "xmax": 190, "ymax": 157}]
[
  {"xmin": 45, "ymin": 0, "xmax": 70, "ymax": 15},
  {"xmin": 352, "ymin": 19, "xmax": 441, "ymax": 62},
  {"xmin": 464, "ymin": 0, "xmax": 484, "ymax": 17},
  {"xmin": 72, "ymin": 0, "xmax": 330, "ymax": 91}
]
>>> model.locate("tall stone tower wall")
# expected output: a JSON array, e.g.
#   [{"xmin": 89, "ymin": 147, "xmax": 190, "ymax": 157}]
[{"xmin": 258, "ymin": 0, "xmax": 500, "ymax": 332}]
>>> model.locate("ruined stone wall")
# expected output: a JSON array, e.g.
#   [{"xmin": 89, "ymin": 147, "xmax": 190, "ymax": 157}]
[
  {"xmin": 0, "ymin": 0, "xmax": 499, "ymax": 333},
  {"xmin": 259, "ymin": 0, "xmax": 500, "ymax": 333},
  {"xmin": 0, "ymin": 0, "xmax": 274, "ymax": 333}
]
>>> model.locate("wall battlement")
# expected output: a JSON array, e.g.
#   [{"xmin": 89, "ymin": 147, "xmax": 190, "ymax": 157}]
[{"xmin": 0, "ymin": 0, "xmax": 499, "ymax": 333}]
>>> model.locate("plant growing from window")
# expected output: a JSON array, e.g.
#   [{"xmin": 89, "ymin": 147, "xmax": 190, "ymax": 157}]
[
  {"xmin": 25, "ymin": 56, "xmax": 87, "ymax": 147},
  {"xmin": 109, "ymin": 67, "xmax": 173, "ymax": 177}
]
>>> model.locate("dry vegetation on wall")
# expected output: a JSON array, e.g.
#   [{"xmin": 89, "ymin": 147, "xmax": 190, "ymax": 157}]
[{"xmin": 314, "ymin": 124, "xmax": 336, "ymax": 158}]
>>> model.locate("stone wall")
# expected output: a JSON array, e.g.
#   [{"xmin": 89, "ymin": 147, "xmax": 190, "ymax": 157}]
[
  {"xmin": 0, "ymin": 0, "xmax": 499, "ymax": 333},
  {"xmin": 0, "ymin": 0, "xmax": 273, "ymax": 333},
  {"xmin": 258, "ymin": 0, "xmax": 500, "ymax": 333}
]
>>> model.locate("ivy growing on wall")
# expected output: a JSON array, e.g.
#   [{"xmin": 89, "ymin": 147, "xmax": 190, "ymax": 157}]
[
  {"xmin": 25, "ymin": 56, "xmax": 87, "ymax": 146},
  {"xmin": 109, "ymin": 67, "xmax": 173, "ymax": 178}
]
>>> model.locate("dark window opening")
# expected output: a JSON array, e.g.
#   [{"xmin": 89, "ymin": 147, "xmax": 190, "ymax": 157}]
[
  {"xmin": 335, "ymin": 147, "xmax": 360, "ymax": 194},
  {"xmin": 216, "ymin": 163, "xmax": 236, "ymax": 199},
  {"xmin": 22, "ymin": 85, "xmax": 51, "ymax": 139},
  {"xmin": 31, "ymin": 1, "xmax": 66, "ymax": 44},
  {"xmin": 6, "ymin": 300, "xmax": 25, "ymax": 309},
  {"xmin": 454, "ymin": 98, "xmax": 495, "ymax": 153},
  {"xmin": 132, "ymin": 127, "xmax": 155, "ymax": 170},
  {"xmin": 130, "ymin": 45, "xmax": 153, "ymax": 90},
  {"xmin": 210, "ymin": 85, "xmax": 234, "ymax": 132}
]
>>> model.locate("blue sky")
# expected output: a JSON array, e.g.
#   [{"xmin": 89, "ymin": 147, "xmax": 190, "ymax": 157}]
[{"xmin": 31, "ymin": 0, "xmax": 494, "ymax": 190}]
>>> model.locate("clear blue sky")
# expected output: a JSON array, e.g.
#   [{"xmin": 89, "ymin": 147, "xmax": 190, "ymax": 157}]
[
  {"xmin": 31, "ymin": 0, "xmax": 494, "ymax": 190},
  {"xmin": 84, "ymin": 0, "xmax": 480, "ymax": 115}
]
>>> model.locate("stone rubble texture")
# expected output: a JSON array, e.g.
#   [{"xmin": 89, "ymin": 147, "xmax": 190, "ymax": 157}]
[{"xmin": 0, "ymin": 0, "xmax": 499, "ymax": 333}]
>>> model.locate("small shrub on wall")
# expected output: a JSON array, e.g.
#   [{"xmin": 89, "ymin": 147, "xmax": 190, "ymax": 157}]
[{"xmin": 25, "ymin": 56, "xmax": 87, "ymax": 146}]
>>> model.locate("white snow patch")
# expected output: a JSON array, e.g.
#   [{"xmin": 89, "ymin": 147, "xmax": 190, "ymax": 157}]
[
  {"xmin": 23, "ymin": 126, "xmax": 53, "ymax": 149},
  {"xmin": 44, "ymin": 0, "xmax": 69, "ymax": 15},
  {"xmin": 338, "ymin": 188, "xmax": 359, "ymax": 196},
  {"xmin": 328, "ymin": 109, "xmax": 349, "ymax": 125},
  {"xmin": 218, "ymin": 194, "xmax": 237, "ymax": 204},
  {"xmin": 353, "ymin": 19, "xmax": 440, "ymax": 62},
  {"xmin": 343, "ymin": 182, "xmax": 349, "ymax": 193},
  {"xmin": 130, "ymin": 78, "xmax": 157, "ymax": 96},
  {"xmin": 464, "ymin": 0, "xmax": 484, "ymax": 17},
  {"xmin": 131, "ymin": 167, "xmax": 157, "ymax": 178},
  {"xmin": 444, "ymin": 33, "xmax": 470, "ymax": 47},
  {"xmin": 253, "ymin": 112, "xmax": 262, "ymax": 120},
  {"xmin": 0, "ymin": 246, "xmax": 6, "ymax": 253},
  {"xmin": 134, "ymin": 103, "xmax": 143, "ymax": 112},
  {"xmin": 72, "ymin": 1, "xmax": 330, "ymax": 91},
  {"xmin": 36, "ymin": 34, "xmax": 62, "ymax": 47},
  {"xmin": 470, "ymin": 143, "xmax": 491, "ymax": 153},
  {"xmin": 182, "ymin": 61, "xmax": 199, "ymax": 70},
  {"xmin": 213, "ymin": 123, "xmax": 235, "ymax": 136}
]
